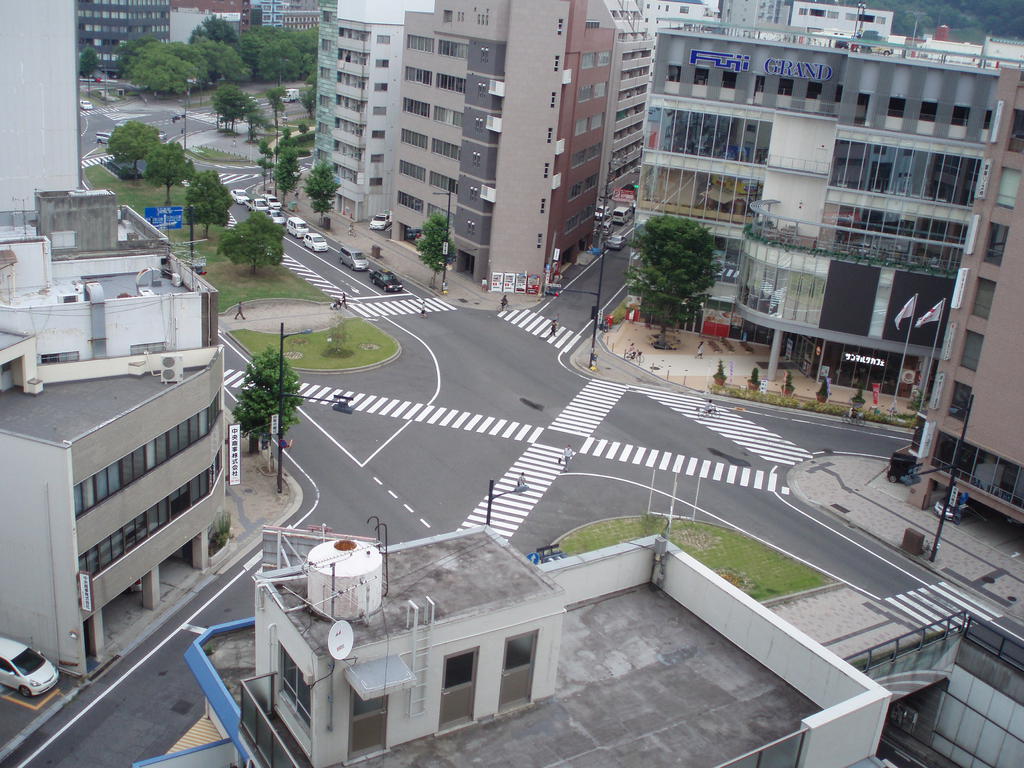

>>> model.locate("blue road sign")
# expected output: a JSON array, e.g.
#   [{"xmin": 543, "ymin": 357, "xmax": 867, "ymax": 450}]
[
  {"xmin": 144, "ymin": 206, "xmax": 184, "ymax": 230},
  {"xmin": 526, "ymin": 552, "xmax": 541, "ymax": 564}
]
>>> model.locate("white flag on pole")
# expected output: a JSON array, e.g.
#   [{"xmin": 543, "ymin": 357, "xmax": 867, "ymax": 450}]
[
  {"xmin": 894, "ymin": 294, "xmax": 917, "ymax": 330},
  {"xmin": 915, "ymin": 299, "xmax": 945, "ymax": 328}
]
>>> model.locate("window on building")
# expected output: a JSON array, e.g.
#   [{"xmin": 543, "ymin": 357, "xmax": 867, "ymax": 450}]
[
  {"xmin": 405, "ymin": 66, "xmax": 432, "ymax": 85},
  {"xmin": 39, "ymin": 351, "xmax": 80, "ymax": 364},
  {"xmin": 667, "ymin": 65, "xmax": 681, "ymax": 83},
  {"xmin": 594, "ymin": 81, "xmax": 607, "ymax": 98},
  {"xmin": 777, "ymin": 78, "xmax": 793, "ymax": 96},
  {"xmin": 805, "ymin": 80, "xmax": 822, "ymax": 100},
  {"xmin": 431, "ymin": 138, "xmax": 461, "ymax": 160},
  {"xmin": 438, "ymin": 39, "xmax": 468, "ymax": 58},
  {"xmin": 371, "ymin": 129, "xmax": 385, "ymax": 139},
  {"xmin": 397, "ymin": 191, "xmax": 424, "ymax": 212},
  {"xmin": 589, "ymin": 113, "xmax": 603, "ymax": 131},
  {"xmin": 369, "ymin": 177, "xmax": 383, "ymax": 186},
  {"xmin": 693, "ymin": 68, "xmax": 709, "ymax": 86},
  {"xmin": 961, "ymin": 330, "xmax": 984, "ymax": 371},
  {"xmin": 130, "ymin": 342, "xmax": 166, "ymax": 355},
  {"xmin": 972, "ymin": 278, "xmax": 996, "ymax": 319},
  {"xmin": 949, "ymin": 381, "xmax": 972, "ymax": 420},
  {"xmin": 951, "ymin": 105, "xmax": 970, "ymax": 127},
  {"xmin": 370, "ymin": 153, "xmax": 384, "ymax": 163},
  {"xmin": 919, "ymin": 101, "xmax": 938, "ymax": 122},
  {"xmin": 402, "ymin": 98, "xmax": 431, "ymax": 117},
  {"xmin": 401, "ymin": 128, "xmax": 428, "ymax": 149},
  {"xmin": 985, "ymin": 222, "xmax": 1008, "ymax": 265},
  {"xmin": 399, "ymin": 160, "xmax": 426, "ymax": 181},
  {"xmin": 377, "ymin": 34, "xmax": 390, "ymax": 44},
  {"xmin": 581, "ymin": 52, "xmax": 596, "ymax": 69},
  {"xmin": 575, "ymin": 117, "xmax": 587, "ymax": 136},
  {"xmin": 887, "ymin": 97, "xmax": 906, "ymax": 118},
  {"xmin": 279, "ymin": 647, "xmax": 312, "ymax": 726},
  {"xmin": 407, "ymin": 34, "xmax": 433, "ymax": 52},
  {"xmin": 997, "ymin": 168, "xmax": 1021, "ymax": 208},
  {"xmin": 598, "ymin": 51, "xmax": 610, "ymax": 66},
  {"xmin": 722, "ymin": 71, "xmax": 737, "ymax": 89},
  {"xmin": 578, "ymin": 84, "xmax": 593, "ymax": 102},
  {"xmin": 443, "ymin": 9, "xmax": 453, "ymax": 22},
  {"xmin": 375, "ymin": 59, "xmax": 389, "ymax": 68},
  {"xmin": 754, "ymin": 75, "xmax": 765, "ymax": 93},
  {"xmin": 374, "ymin": 82, "xmax": 388, "ymax": 91}
]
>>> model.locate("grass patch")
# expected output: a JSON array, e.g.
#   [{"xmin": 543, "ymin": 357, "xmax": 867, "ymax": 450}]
[
  {"xmin": 559, "ymin": 517, "xmax": 828, "ymax": 602},
  {"xmin": 186, "ymin": 146, "xmax": 250, "ymax": 164},
  {"xmin": 231, "ymin": 319, "xmax": 398, "ymax": 370},
  {"xmin": 85, "ymin": 166, "xmax": 328, "ymax": 312}
]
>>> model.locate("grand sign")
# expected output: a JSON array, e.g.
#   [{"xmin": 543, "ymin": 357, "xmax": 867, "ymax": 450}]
[{"xmin": 689, "ymin": 49, "xmax": 834, "ymax": 81}]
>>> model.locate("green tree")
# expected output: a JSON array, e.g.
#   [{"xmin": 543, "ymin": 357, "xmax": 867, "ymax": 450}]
[
  {"xmin": 243, "ymin": 97, "xmax": 268, "ymax": 143},
  {"xmin": 218, "ymin": 212, "xmax": 284, "ymax": 274},
  {"xmin": 115, "ymin": 36, "xmax": 159, "ymax": 76},
  {"xmin": 185, "ymin": 169, "xmax": 233, "ymax": 236},
  {"xmin": 107, "ymin": 120, "xmax": 161, "ymax": 174},
  {"xmin": 626, "ymin": 215, "xmax": 717, "ymax": 344},
  {"xmin": 232, "ymin": 348, "xmax": 300, "ymax": 440},
  {"xmin": 79, "ymin": 46, "xmax": 99, "ymax": 78},
  {"xmin": 144, "ymin": 143, "xmax": 195, "ymax": 203},
  {"xmin": 257, "ymin": 138, "xmax": 276, "ymax": 185},
  {"xmin": 189, "ymin": 16, "xmax": 239, "ymax": 45},
  {"xmin": 303, "ymin": 162, "xmax": 338, "ymax": 224},
  {"xmin": 260, "ymin": 37, "xmax": 300, "ymax": 84},
  {"xmin": 299, "ymin": 85, "xmax": 316, "ymax": 119},
  {"xmin": 265, "ymin": 86, "xmax": 285, "ymax": 142},
  {"xmin": 124, "ymin": 43, "xmax": 201, "ymax": 94},
  {"xmin": 416, "ymin": 211, "xmax": 453, "ymax": 288},
  {"xmin": 274, "ymin": 146, "xmax": 301, "ymax": 202},
  {"xmin": 211, "ymin": 83, "xmax": 251, "ymax": 132},
  {"xmin": 192, "ymin": 39, "xmax": 249, "ymax": 85}
]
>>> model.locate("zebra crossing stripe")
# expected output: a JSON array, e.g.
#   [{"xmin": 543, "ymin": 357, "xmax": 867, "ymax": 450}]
[
  {"xmin": 885, "ymin": 582, "xmax": 1002, "ymax": 626},
  {"xmin": 548, "ymin": 380, "xmax": 624, "ymax": 436},
  {"xmin": 930, "ymin": 582, "xmax": 1002, "ymax": 620},
  {"xmin": 461, "ymin": 443, "xmax": 565, "ymax": 535},
  {"xmin": 500, "ymin": 309, "xmax": 575, "ymax": 347},
  {"xmin": 427, "ymin": 408, "xmax": 446, "ymax": 424}
]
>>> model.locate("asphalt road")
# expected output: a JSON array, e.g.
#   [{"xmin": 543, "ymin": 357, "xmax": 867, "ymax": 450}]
[{"xmin": 26, "ymin": 99, "xmax": 1008, "ymax": 767}]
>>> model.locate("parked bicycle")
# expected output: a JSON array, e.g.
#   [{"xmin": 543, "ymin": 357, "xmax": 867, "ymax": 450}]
[{"xmin": 624, "ymin": 344, "xmax": 643, "ymax": 364}]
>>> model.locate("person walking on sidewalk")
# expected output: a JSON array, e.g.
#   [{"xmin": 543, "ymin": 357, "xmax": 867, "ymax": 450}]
[
  {"xmin": 560, "ymin": 445, "xmax": 575, "ymax": 469},
  {"xmin": 348, "ymin": 221, "xmax": 355, "ymax": 236},
  {"xmin": 695, "ymin": 340, "xmax": 705, "ymax": 359},
  {"xmin": 234, "ymin": 301, "xmax": 246, "ymax": 320}
]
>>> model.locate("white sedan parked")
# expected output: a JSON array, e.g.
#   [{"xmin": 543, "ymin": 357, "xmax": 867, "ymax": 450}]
[
  {"xmin": 303, "ymin": 233, "xmax": 329, "ymax": 252},
  {"xmin": 0, "ymin": 637, "xmax": 59, "ymax": 697},
  {"xmin": 231, "ymin": 189, "xmax": 250, "ymax": 205}
]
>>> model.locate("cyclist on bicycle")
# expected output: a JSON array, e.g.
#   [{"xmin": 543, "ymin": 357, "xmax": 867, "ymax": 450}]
[{"xmin": 625, "ymin": 342, "xmax": 639, "ymax": 360}]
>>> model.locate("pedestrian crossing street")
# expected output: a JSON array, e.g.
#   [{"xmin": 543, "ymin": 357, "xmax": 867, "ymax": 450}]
[
  {"xmin": 221, "ymin": 370, "xmax": 545, "ymax": 443},
  {"xmin": 347, "ymin": 296, "xmax": 455, "ymax": 318},
  {"xmin": 885, "ymin": 581, "xmax": 1002, "ymax": 626},
  {"xmin": 461, "ymin": 443, "xmax": 565, "ymax": 536},
  {"xmin": 548, "ymin": 379, "xmax": 624, "ymax": 437},
  {"xmin": 499, "ymin": 309, "xmax": 577, "ymax": 348},
  {"xmin": 81, "ymin": 154, "xmax": 111, "ymax": 168},
  {"xmin": 578, "ymin": 436, "xmax": 790, "ymax": 495},
  {"xmin": 638, "ymin": 388, "xmax": 813, "ymax": 466}
]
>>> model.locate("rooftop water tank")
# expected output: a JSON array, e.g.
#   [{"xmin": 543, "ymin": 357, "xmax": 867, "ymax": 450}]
[{"xmin": 306, "ymin": 539, "xmax": 383, "ymax": 620}]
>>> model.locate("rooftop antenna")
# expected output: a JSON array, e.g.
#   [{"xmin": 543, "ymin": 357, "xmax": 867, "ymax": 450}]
[{"xmin": 366, "ymin": 516, "xmax": 389, "ymax": 597}]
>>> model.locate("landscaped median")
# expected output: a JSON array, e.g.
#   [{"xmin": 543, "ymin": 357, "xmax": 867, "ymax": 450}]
[
  {"xmin": 558, "ymin": 516, "xmax": 828, "ymax": 601},
  {"xmin": 231, "ymin": 319, "xmax": 399, "ymax": 371}
]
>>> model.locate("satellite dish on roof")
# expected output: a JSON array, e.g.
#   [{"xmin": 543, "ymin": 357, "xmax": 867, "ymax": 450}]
[{"xmin": 327, "ymin": 619, "xmax": 354, "ymax": 661}]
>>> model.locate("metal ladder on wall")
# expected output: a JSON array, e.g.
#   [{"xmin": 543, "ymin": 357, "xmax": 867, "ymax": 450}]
[{"xmin": 406, "ymin": 597, "xmax": 435, "ymax": 717}]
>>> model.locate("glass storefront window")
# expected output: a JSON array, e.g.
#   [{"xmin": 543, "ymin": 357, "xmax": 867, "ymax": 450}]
[
  {"xmin": 640, "ymin": 164, "xmax": 762, "ymax": 225},
  {"xmin": 646, "ymin": 106, "xmax": 772, "ymax": 164}
]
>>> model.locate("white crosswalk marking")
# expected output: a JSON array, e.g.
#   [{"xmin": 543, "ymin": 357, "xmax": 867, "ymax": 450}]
[
  {"xmin": 218, "ymin": 172, "xmax": 260, "ymax": 187},
  {"xmin": 460, "ymin": 443, "xmax": 565, "ymax": 535},
  {"xmin": 575, "ymin": 437, "xmax": 789, "ymax": 495},
  {"xmin": 637, "ymin": 388, "xmax": 813, "ymax": 466},
  {"xmin": 885, "ymin": 581, "xmax": 1002, "ymax": 626},
  {"xmin": 81, "ymin": 154, "xmax": 111, "ymax": 168},
  {"xmin": 499, "ymin": 309, "xmax": 576, "ymax": 348},
  {"xmin": 346, "ymin": 296, "xmax": 455, "ymax": 318},
  {"xmin": 548, "ymin": 380, "xmax": 624, "ymax": 437},
  {"xmin": 186, "ymin": 111, "xmax": 220, "ymax": 125}
]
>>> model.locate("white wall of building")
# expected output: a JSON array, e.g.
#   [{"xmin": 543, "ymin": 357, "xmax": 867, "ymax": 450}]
[
  {"xmin": 0, "ymin": 1, "xmax": 80, "ymax": 211},
  {"xmin": 789, "ymin": 2, "xmax": 893, "ymax": 38}
]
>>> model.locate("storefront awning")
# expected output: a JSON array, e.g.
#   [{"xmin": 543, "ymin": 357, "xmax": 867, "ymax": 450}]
[{"xmin": 345, "ymin": 656, "xmax": 417, "ymax": 700}]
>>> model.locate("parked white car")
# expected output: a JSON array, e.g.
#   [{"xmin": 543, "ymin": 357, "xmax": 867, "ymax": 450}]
[
  {"xmin": 0, "ymin": 637, "xmax": 59, "ymax": 697},
  {"xmin": 79, "ymin": 100, "xmax": 94, "ymax": 111},
  {"xmin": 265, "ymin": 194, "xmax": 282, "ymax": 210},
  {"xmin": 231, "ymin": 189, "xmax": 250, "ymax": 205},
  {"xmin": 369, "ymin": 212, "xmax": 392, "ymax": 231},
  {"xmin": 248, "ymin": 198, "xmax": 270, "ymax": 213},
  {"xmin": 303, "ymin": 233, "xmax": 329, "ymax": 252}
]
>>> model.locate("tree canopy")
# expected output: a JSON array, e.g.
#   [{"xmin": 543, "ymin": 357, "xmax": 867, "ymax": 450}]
[
  {"xmin": 217, "ymin": 212, "xmax": 284, "ymax": 273},
  {"xmin": 144, "ymin": 143, "xmax": 194, "ymax": 203},
  {"xmin": 107, "ymin": 120, "xmax": 161, "ymax": 173},
  {"xmin": 416, "ymin": 211, "xmax": 453, "ymax": 288},
  {"xmin": 274, "ymin": 146, "xmax": 301, "ymax": 202},
  {"xmin": 625, "ymin": 216, "xmax": 717, "ymax": 340},
  {"xmin": 185, "ymin": 170, "xmax": 233, "ymax": 236},
  {"xmin": 304, "ymin": 162, "xmax": 339, "ymax": 222},
  {"xmin": 124, "ymin": 42, "xmax": 202, "ymax": 93},
  {"xmin": 211, "ymin": 84, "xmax": 254, "ymax": 131},
  {"xmin": 79, "ymin": 46, "xmax": 99, "ymax": 78},
  {"xmin": 192, "ymin": 38, "xmax": 249, "ymax": 85},
  {"xmin": 189, "ymin": 16, "xmax": 238, "ymax": 46},
  {"xmin": 232, "ymin": 348, "xmax": 301, "ymax": 438}
]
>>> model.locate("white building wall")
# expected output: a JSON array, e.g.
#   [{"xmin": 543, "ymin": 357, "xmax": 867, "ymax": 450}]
[
  {"xmin": 0, "ymin": 1, "xmax": 80, "ymax": 211},
  {"xmin": 789, "ymin": 1, "xmax": 893, "ymax": 38}
]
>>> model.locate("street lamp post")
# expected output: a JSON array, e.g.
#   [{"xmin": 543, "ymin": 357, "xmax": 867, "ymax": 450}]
[
  {"xmin": 277, "ymin": 323, "xmax": 312, "ymax": 493},
  {"xmin": 930, "ymin": 393, "xmax": 974, "ymax": 562},
  {"xmin": 485, "ymin": 477, "xmax": 530, "ymax": 527}
]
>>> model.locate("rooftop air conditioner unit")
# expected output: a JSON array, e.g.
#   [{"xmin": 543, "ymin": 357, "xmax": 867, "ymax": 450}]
[{"xmin": 160, "ymin": 355, "xmax": 183, "ymax": 384}]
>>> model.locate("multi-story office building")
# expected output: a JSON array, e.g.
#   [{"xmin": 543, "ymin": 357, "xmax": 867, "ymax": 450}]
[
  {"xmin": 918, "ymin": 67, "xmax": 1024, "ymax": 525},
  {"xmin": 720, "ymin": 0, "xmax": 788, "ymax": 27},
  {"xmin": 76, "ymin": 0, "xmax": 171, "ymax": 75},
  {"xmin": 393, "ymin": 0, "xmax": 615, "ymax": 289},
  {"xmin": 0, "ymin": 190, "xmax": 224, "ymax": 673},
  {"xmin": 169, "ymin": 0, "xmax": 250, "ymax": 42},
  {"xmin": 252, "ymin": 0, "xmax": 315, "ymax": 27},
  {"xmin": 789, "ymin": 2, "xmax": 893, "ymax": 39},
  {"xmin": 314, "ymin": 0, "xmax": 434, "ymax": 222},
  {"xmin": 640, "ymin": 26, "xmax": 1012, "ymax": 394},
  {"xmin": 1, "ymin": 2, "xmax": 80, "ymax": 211},
  {"xmin": 643, "ymin": 0, "xmax": 718, "ymax": 39}
]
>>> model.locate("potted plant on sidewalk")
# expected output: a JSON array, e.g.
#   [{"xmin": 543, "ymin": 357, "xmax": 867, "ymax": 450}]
[
  {"xmin": 782, "ymin": 371, "xmax": 795, "ymax": 397},
  {"xmin": 816, "ymin": 379, "xmax": 829, "ymax": 403},
  {"xmin": 851, "ymin": 385, "xmax": 866, "ymax": 408},
  {"xmin": 713, "ymin": 359, "xmax": 727, "ymax": 387},
  {"xmin": 748, "ymin": 367, "xmax": 760, "ymax": 391}
]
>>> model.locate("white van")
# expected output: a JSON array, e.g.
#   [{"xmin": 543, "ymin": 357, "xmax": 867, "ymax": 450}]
[
  {"xmin": 610, "ymin": 206, "xmax": 633, "ymax": 226},
  {"xmin": 284, "ymin": 88, "xmax": 300, "ymax": 102},
  {"xmin": 95, "ymin": 131, "xmax": 112, "ymax": 144},
  {"xmin": 286, "ymin": 217, "xmax": 308, "ymax": 237},
  {"xmin": 339, "ymin": 244, "xmax": 368, "ymax": 271}
]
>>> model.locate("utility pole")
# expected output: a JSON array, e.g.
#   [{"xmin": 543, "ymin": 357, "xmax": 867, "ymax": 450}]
[{"xmin": 930, "ymin": 393, "xmax": 973, "ymax": 562}]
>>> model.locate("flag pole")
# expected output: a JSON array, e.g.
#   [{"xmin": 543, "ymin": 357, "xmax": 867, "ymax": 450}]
[
  {"xmin": 893, "ymin": 293, "xmax": 917, "ymax": 411},
  {"xmin": 918, "ymin": 301, "xmax": 945, "ymax": 413}
]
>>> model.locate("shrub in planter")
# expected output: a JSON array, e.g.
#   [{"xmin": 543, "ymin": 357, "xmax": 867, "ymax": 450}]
[
  {"xmin": 851, "ymin": 386, "xmax": 866, "ymax": 407},
  {"xmin": 713, "ymin": 359, "xmax": 727, "ymax": 386},
  {"xmin": 816, "ymin": 379, "xmax": 829, "ymax": 403},
  {"xmin": 783, "ymin": 371, "xmax": 795, "ymax": 396},
  {"xmin": 748, "ymin": 367, "xmax": 760, "ymax": 391}
]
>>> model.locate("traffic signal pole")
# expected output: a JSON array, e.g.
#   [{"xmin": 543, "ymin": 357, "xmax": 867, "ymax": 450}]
[{"xmin": 930, "ymin": 393, "xmax": 973, "ymax": 562}]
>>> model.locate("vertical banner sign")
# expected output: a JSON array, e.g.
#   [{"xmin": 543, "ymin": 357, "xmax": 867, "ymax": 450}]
[
  {"xmin": 872, "ymin": 383, "xmax": 880, "ymax": 405},
  {"xmin": 229, "ymin": 423, "xmax": 241, "ymax": 486},
  {"xmin": 270, "ymin": 413, "xmax": 279, "ymax": 437},
  {"xmin": 78, "ymin": 571, "xmax": 93, "ymax": 612}
]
